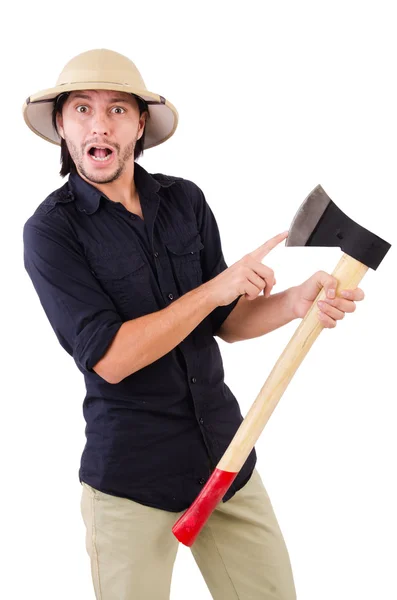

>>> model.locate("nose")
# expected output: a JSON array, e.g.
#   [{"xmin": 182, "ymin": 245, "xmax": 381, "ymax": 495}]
[{"xmin": 90, "ymin": 111, "xmax": 110, "ymax": 136}]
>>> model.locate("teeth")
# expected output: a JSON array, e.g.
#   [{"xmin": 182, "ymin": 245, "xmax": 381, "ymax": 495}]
[{"xmin": 91, "ymin": 154, "xmax": 112, "ymax": 162}]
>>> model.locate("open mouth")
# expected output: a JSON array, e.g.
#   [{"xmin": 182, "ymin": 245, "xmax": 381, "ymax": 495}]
[{"xmin": 87, "ymin": 145, "xmax": 115, "ymax": 162}]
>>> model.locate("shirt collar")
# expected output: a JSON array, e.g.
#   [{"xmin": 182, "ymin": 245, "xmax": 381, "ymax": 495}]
[{"xmin": 67, "ymin": 161, "xmax": 177, "ymax": 215}]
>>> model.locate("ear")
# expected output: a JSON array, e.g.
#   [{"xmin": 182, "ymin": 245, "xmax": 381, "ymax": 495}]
[
  {"xmin": 56, "ymin": 112, "xmax": 65, "ymax": 139},
  {"xmin": 137, "ymin": 111, "xmax": 148, "ymax": 141}
]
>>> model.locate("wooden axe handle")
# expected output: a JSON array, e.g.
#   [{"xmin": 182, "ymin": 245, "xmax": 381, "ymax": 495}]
[{"xmin": 172, "ymin": 253, "xmax": 369, "ymax": 546}]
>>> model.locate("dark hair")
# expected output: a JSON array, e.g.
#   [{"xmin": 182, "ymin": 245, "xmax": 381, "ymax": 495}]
[{"xmin": 51, "ymin": 92, "xmax": 149, "ymax": 177}]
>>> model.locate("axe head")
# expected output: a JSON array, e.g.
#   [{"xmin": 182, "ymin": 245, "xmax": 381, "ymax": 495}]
[{"xmin": 286, "ymin": 185, "xmax": 391, "ymax": 269}]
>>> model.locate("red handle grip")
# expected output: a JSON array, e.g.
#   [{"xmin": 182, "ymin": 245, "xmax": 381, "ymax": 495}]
[{"xmin": 172, "ymin": 468, "xmax": 238, "ymax": 546}]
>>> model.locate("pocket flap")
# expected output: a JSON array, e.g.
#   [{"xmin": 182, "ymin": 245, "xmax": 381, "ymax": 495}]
[
  {"xmin": 90, "ymin": 251, "xmax": 146, "ymax": 280},
  {"xmin": 164, "ymin": 233, "xmax": 204, "ymax": 256}
]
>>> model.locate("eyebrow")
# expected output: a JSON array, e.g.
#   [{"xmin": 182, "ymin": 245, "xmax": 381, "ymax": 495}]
[{"xmin": 70, "ymin": 93, "xmax": 132, "ymax": 104}]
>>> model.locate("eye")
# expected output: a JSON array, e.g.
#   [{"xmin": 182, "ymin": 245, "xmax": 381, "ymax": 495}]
[
  {"xmin": 76, "ymin": 105, "xmax": 89, "ymax": 113},
  {"xmin": 111, "ymin": 106, "xmax": 126, "ymax": 114}
]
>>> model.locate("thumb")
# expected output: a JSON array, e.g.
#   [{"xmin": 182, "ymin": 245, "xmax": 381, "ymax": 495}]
[
  {"xmin": 312, "ymin": 270, "xmax": 338, "ymax": 298},
  {"xmin": 250, "ymin": 231, "xmax": 289, "ymax": 262}
]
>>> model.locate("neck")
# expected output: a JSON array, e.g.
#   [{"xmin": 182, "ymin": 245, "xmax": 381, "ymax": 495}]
[{"xmin": 77, "ymin": 161, "xmax": 140, "ymax": 212}]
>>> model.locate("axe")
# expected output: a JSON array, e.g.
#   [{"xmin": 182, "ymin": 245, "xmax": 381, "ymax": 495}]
[{"xmin": 172, "ymin": 184, "xmax": 391, "ymax": 547}]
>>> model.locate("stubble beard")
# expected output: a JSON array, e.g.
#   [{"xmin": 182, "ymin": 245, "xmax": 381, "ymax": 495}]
[{"xmin": 67, "ymin": 137, "xmax": 136, "ymax": 184}]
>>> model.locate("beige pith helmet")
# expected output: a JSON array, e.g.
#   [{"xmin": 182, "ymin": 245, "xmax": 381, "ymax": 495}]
[{"xmin": 22, "ymin": 48, "xmax": 179, "ymax": 150}]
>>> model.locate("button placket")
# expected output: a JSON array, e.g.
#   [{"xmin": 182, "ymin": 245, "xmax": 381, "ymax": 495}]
[{"xmin": 151, "ymin": 243, "xmax": 177, "ymax": 306}]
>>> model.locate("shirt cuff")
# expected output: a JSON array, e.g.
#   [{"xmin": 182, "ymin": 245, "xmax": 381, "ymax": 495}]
[{"xmin": 74, "ymin": 316, "xmax": 123, "ymax": 374}]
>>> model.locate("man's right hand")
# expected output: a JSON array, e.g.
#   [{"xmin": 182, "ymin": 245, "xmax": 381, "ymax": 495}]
[
  {"xmin": 94, "ymin": 230, "xmax": 288, "ymax": 383},
  {"xmin": 207, "ymin": 231, "xmax": 289, "ymax": 307}
]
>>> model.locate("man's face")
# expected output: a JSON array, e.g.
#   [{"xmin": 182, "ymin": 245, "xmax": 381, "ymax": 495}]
[{"xmin": 56, "ymin": 89, "xmax": 147, "ymax": 184}]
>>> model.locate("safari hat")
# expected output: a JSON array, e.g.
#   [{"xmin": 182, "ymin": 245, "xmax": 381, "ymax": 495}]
[{"xmin": 22, "ymin": 48, "xmax": 179, "ymax": 150}]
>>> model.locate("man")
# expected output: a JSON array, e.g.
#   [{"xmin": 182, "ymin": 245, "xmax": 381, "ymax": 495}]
[{"xmin": 22, "ymin": 49, "xmax": 364, "ymax": 600}]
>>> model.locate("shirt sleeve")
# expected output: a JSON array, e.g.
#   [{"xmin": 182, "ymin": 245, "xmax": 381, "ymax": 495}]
[
  {"xmin": 23, "ymin": 212, "xmax": 123, "ymax": 376},
  {"xmin": 187, "ymin": 180, "xmax": 242, "ymax": 336}
]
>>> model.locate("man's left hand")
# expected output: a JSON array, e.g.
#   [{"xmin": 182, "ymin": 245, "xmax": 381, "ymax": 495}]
[{"xmin": 290, "ymin": 271, "xmax": 365, "ymax": 328}]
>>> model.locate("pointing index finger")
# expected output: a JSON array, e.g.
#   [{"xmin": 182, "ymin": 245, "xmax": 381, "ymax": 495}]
[{"xmin": 250, "ymin": 231, "xmax": 289, "ymax": 261}]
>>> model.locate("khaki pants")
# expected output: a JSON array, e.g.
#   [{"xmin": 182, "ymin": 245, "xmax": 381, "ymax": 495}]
[{"xmin": 80, "ymin": 468, "xmax": 297, "ymax": 599}]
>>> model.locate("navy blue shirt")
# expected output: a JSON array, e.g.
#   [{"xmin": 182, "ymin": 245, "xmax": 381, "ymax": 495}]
[{"xmin": 23, "ymin": 162, "xmax": 256, "ymax": 511}]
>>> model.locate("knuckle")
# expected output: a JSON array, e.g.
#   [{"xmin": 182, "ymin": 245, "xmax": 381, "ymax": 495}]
[{"xmin": 242, "ymin": 264, "xmax": 250, "ymax": 277}]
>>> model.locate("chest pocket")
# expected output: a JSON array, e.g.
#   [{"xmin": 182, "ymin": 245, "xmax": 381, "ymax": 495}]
[
  {"xmin": 163, "ymin": 231, "xmax": 204, "ymax": 294},
  {"xmin": 87, "ymin": 246, "xmax": 157, "ymax": 319}
]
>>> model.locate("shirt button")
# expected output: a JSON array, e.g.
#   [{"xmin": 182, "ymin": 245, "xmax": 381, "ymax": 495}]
[
  {"xmin": 168, "ymin": 293, "xmax": 174, "ymax": 300},
  {"xmin": 199, "ymin": 478, "xmax": 206, "ymax": 485},
  {"xmin": 199, "ymin": 417, "xmax": 204, "ymax": 425},
  {"xmin": 191, "ymin": 377, "xmax": 197, "ymax": 384},
  {"xmin": 129, "ymin": 214, "xmax": 136, "ymax": 219},
  {"xmin": 154, "ymin": 252, "xmax": 159, "ymax": 258}
]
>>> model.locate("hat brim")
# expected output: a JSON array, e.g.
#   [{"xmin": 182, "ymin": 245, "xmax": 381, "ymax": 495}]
[{"xmin": 22, "ymin": 82, "xmax": 179, "ymax": 149}]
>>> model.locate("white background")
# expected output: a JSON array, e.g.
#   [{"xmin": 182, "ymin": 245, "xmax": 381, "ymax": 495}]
[{"xmin": 2, "ymin": 1, "xmax": 396, "ymax": 598}]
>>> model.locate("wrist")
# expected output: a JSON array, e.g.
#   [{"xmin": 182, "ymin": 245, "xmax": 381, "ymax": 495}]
[
  {"xmin": 195, "ymin": 280, "xmax": 220, "ymax": 312},
  {"xmin": 285, "ymin": 286, "xmax": 300, "ymax": 320}
]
